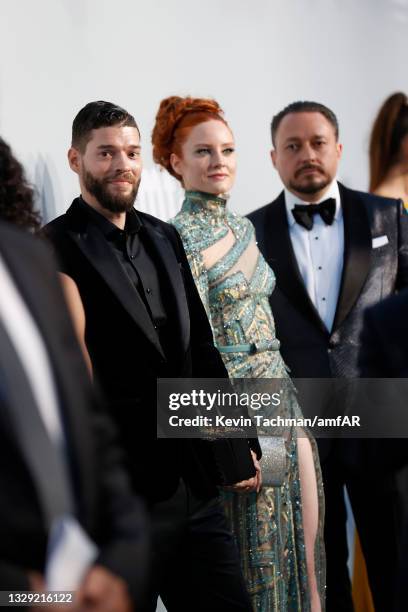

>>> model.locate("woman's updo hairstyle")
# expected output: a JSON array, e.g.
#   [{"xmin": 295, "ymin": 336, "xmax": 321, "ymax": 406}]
[
  {"xmin": 152, "ymin": 96, "xmax": 228, "ymax": 180},
  {"xmin": 369, "ymin": 92, "xmax": 408, "ymax": 192}
]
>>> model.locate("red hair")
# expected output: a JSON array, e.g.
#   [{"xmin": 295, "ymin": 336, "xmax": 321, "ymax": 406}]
[{"xmin": 151, "ymin": 96, "xmax": 228, "ymax": 180}]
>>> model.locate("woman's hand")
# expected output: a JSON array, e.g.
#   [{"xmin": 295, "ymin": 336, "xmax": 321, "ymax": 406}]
[{"xmin": 225, "ymin": 450, "xmax": 262, "ymax": 493}]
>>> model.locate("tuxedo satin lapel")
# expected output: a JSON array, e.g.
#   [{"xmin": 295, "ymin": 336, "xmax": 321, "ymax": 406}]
[
  {"xmin": 265, "ymin": 193, "xmax": 328, "ymax": 334},
  {"xmin": 332, "ymin": 184, "xmax": 372, "ymax": 331},
  {"xmin": 143, "ymin": 224, "xmax": 190, "ymax": 353},
  {"xmin": 66, "ymin": 215, "xmax": 165, "ymax": 359}
]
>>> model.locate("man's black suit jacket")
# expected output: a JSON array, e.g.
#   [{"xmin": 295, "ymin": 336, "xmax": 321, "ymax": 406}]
[
  {"xmin": 248, "ymin": 183, "xmax": 408, "ymax": 464},
  {"xmin": 248, "ymin": 183, "xmax": 408, "ymax": 381},
  {"xmin": 43, "ymin": 199, "xmax": 258, "ymax": 503},
  {"xmin": 0, "ymin": 221, "xmax": 146, "ymax": 595}
]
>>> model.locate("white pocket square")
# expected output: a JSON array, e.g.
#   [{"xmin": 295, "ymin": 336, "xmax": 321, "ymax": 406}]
[{"xmin": 372, "ymin": 235, "xmax": 389, "ymax": 248}]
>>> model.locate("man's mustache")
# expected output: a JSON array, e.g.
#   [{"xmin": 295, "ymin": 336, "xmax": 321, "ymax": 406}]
[
  {"xmin": 105, "ymin": 172, "xmax": 136, "ymax": 184},
  {"xmin": 295, "ymin": 164, "xmax": 324, "ymax": 177}
]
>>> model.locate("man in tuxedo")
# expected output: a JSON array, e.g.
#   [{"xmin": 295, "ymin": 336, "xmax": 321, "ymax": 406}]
[
  {"xmin": 43, "ymin": 101, "xmax": 260, "ymax": 612},
  {"xmin": 248, "ymin": 101, "xmax": 408, "ymax": 611},
  {"xmin": 0, "ymin": 220, "xmax": 147, "ymax": 611}
]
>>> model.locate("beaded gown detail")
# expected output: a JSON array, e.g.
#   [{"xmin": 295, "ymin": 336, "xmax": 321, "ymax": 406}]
[{"xmin": 171, "ymin": 191, "xmax": 325, "ymax": 611}]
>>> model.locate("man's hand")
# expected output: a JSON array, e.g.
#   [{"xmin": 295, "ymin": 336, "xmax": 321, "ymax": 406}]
[
  {"xmin": 225, "ymin": 450, "xmax": 262, "ymax": 493},
  {"xmin": 28, "ymin": 571, "xmax": 81, "ymax": 611},
  {"xmin": 76, "ymin": 565, "xmax": 132, "ymax": 612},
  {"xmin": 28, "ymin": 566, "xmax": 132, "ymax": 612}
]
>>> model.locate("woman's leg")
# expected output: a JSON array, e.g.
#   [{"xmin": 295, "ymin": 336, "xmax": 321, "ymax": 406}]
[{"xmin": 298, "ymin": 435, "xmax": 322, "ymax": 612}]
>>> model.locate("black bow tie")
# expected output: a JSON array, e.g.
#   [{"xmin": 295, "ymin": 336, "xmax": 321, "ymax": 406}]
[{"xmin": 292, "ymin": 198, "xmax": 336, "ymax": 230}]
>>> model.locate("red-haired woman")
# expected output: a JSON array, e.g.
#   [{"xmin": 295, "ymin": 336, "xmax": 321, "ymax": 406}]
[
  {"xmin": 369, "ymin": 92, "xmax": 408, "ymax": 208},
  {"xmin": 152, "ymin": 96, "xmax": 325, "ymax": 611}
]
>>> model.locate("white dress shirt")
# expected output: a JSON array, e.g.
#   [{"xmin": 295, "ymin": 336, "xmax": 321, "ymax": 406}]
[
  {"xmin": 0, "ymin": 255, "xmax": 63, "ymax": 443},
  {"xmin": 284, "ymin": 180, "xmax": 344, "ymax": 331}
]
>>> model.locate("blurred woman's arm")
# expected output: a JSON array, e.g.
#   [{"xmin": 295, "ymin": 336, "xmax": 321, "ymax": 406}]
[{"xmin": 59, "ymin": 272, "xmax": 93, "ymax": 377}]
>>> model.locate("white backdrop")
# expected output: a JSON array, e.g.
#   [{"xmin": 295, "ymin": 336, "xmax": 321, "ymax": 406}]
[
  {"xmin": 1, "ymin": 3, "xmax": 406, "ymax": 609},
  {"xmin": 1, "ymin": 0, "xmax": 408, "ymax": 222}
]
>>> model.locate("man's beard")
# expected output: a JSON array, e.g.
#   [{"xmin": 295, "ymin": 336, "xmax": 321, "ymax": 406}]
[
  {"xmin": 83, "ymin": 170, "xmax": 140, "ymax": 213},
  {"xmin": 289, "ymin": 165, "xmax": 331, "ymax": 196}
]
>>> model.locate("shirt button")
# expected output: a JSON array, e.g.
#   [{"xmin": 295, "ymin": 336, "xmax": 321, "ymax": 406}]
[
  {"xmin": 146, "ymin": 288, "xmax": 152, "ymax": 294},
  {"xmin": 322, "ymin": 297, "xmax": 326, "ymax": 301},
  {"xmin": 130, "ymin": 255, "xmax": 135, "ymax": 260},
  {"xmin": 315, "ymin": 236, "xmax": 319, "ymax": 240},
  {"xmin": 318, "ymin": 266, "xmax": 322, "ymax": 270}
]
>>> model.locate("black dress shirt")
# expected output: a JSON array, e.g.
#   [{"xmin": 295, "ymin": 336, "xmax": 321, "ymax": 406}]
[{"xmin": 78, "ymin": 198, "xmax": 173, "ymax": 354}]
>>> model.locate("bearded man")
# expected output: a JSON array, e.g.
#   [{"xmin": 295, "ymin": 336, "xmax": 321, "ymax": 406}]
[
  {"xmin": 43, "ymin": 101, "xmax": 260, "ymax": 612},
  {"xmin": 248, "ymin": 100, "xmax": 408, "ymax": 612}
]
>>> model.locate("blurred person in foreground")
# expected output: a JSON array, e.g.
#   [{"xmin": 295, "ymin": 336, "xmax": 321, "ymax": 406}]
[
  {"xmin": 369, "ymin": 91, "xmax": 408, "ymax": 207},
  {"xmin": 367, "ymin": 91, "xmax": 408, "ymax": 609},
  {"xmin": 0, "ymin": 140, "xmax": 147, "ymax": 611},
  {"xmin": 359, "ymin": 289, "xmax": 408, "ymax": 612},
  {"xmin": 42, "ymin": 101, "xmax": 260, "ymax": 612}
]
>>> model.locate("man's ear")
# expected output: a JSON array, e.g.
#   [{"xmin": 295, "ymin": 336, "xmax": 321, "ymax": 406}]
[
  {"xmin": 68, "ymin": 147, "xmax": 81, "ymax": 174},
  {"xmin": 270, "ymin": 149, "xmax": 277, "ymax": 168}
]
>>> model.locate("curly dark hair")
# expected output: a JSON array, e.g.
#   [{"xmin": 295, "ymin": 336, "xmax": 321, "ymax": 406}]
[{"xmin": 0, "ymin": 138, "xmax": 41, "ymax": 231}]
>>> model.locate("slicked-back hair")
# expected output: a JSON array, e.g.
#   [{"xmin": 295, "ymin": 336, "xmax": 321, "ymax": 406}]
[
  {"xmin": 71, "ymin": 101, "xmax": 139, "ymax": 152},
  {"xmin": 271, "ymin": 101, "xmax": 339, "ymax": 146}
]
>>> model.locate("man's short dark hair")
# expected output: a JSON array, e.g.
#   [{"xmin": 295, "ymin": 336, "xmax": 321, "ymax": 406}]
[
  {"xmin": 72, "ymin": 101, "xmax": 139, "ymax": 151},
  {"xmin": 271, "ymin": 101, "xmax": 339, "ymax": 146}
]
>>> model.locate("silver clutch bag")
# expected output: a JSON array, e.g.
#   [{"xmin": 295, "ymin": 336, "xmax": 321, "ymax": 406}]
[{"xmin": 259, "ymin": 437, "xmax": 287, "ymax": 487}]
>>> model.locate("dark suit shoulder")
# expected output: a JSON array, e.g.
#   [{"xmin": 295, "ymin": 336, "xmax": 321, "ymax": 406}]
[
  {"xmin": 41, "ymin": 209, "xmax": 82, "ymax": 277},
  {"xmin": 42, "ymin": 198, "xmax": 87, "ymax": 238},
  {"xmin": 360, "ymin": 288, "xmax": 408, "ymax": 379},
  {"xmin": 43, "ymin": 203, "xmax": 179, "ymax": 240},
  {"xmin": 247, "ymin": 192, "xmax": 284, "ymax": 223},
  {"xmin": 42, "ymin": 212, "xmax": 70, "ymax": 236},
  {"xmin": 367, "ymin": 288, "xmax": 408, "ymax": 327},
  {"xmin": 338, "ymin": 183, "xmax": 402, "ymax": 210},
  {"xmin": 0, "ymin": 220, "xmax": 58, "ymax": 274},
  {"xmin": 137, "ymin": 210, "xmax": 184, "ymax": 254},
  {"xmin": 138, "ymin": 209, "xmax": 179, "ymax": 236},
  {"xmin": 0, "ymin": 219, "xmax": 46, "ymax": 251}
]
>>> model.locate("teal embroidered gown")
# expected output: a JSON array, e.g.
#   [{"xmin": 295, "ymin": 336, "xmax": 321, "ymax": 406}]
[{"xmin": 170, "ymin": 191, "xmax": 325, "ymax": 611}]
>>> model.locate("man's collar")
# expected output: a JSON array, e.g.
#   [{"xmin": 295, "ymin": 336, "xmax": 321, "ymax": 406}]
[
  {"xmin": 79, "ymin": 196, "xmax": 141, "ymax": 236},
  {"xmin": 284, "ymin": 179, "xmax": 341, "ymax": 227}
]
